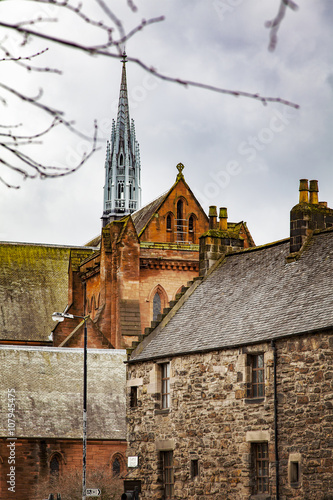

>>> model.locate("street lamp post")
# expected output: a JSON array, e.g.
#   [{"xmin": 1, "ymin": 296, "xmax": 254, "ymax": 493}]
[{"xmin": 52, "ymin": 312, "xmax": 88, "ymax": 500}]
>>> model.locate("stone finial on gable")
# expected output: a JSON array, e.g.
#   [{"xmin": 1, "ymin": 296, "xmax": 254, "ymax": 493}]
[{"xmin": 176, "ymin": 162, "xmax": 185, "ymax": 180}]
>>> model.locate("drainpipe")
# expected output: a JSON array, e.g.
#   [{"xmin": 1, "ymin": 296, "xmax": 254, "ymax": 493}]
[{"xmin": 271, "ymin": 340, "xmax": 279, "ymax": 499}]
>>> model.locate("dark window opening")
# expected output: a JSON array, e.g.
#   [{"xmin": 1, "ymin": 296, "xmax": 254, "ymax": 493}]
[
  {"xmin": 290, "ymin": 461, "xmax": 300, "ymax": 485},
  {"xmin": 191, "ymin": 459, "xmax": 199, "ymax": 478},
  {"xmin": 252, "ymin": 442, "xmax": 269, "ymax": 494},
  {"xmin": 161, "ymin": 451, "xmax": 174, "ymax": 498},
  {"xmin": 189, "ymin": 215, "xmax": 194, "ymax": 232},
  {"xmin": 113, "ymin": 458, "xmax": 121, "ymax": 476},
  {"xmin": 166, "ymin": 214, "xmax": 172, "ymax": 230},
  {"xmin": 130, "ymin": 386, "xmax": 138, "ymax": 408},
  {"xmin": 119, "ymin": 153, "xmax": 124, "ymax": 165},
  {"xmin": 50, "ymin": 455, "xmax": 60, "ymax": 485},
  {"xmin": 153, "ymin": 292, "xmax": 162, "ymax": 322}
]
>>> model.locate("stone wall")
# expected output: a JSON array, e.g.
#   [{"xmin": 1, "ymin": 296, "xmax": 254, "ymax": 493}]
[{"xmin": 126, "ymin": 331, "xmax": 333, "ymax": 499}]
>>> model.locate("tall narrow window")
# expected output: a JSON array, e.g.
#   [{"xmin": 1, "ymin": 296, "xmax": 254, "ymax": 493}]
[
  {"xmin": 177, "ymin": 199, "xmax": 184, "ymax": 241},
  {"xmin": 188, "ymin": 215, "xmax": 195, "ymax": 243},
  {"xmin": 166, "ymin": 214, "xmax": 172, "ymax": 230},
  {"xmin": 247, "ymin": 354, "xmax": 265, "ymax": 398},
  {"xmin": 117, "ymin": 181, "xmax": 124, "ymax": 199},
  {"xmin": 50, "ymin": 455, "xmax": 60, "ymax": 485},
  {"xmin": 191, "ymin": 459, "xmax": 199, "ymax": 478},
  {"xmin": 112, "ymin": 458, "xmax": 121, "ymax": 476},
  {"xmin": 161, "ymin": 362, "xmax": 170, "ymax": 409},
  {"xmin": 290, "ymin": 462, "xmax": 300, "ymax": 484},
  {"xmin": 252, "ymin": 442, "xmax": 269, "ymax": 494},
  {"xmin": 130, "ymin": 386, "xmax": 138, "ymax": 408},
  {"xmin": 119, "ymin": 153, "xmax": 124, "ymax": 165},
  {"xmin": 161, "ymin": 451, "xmax": 174, "ymax": 498},
  {"xmin": 153, "ymin": 292, "xmax": 162, "ymax": 322},
  {"xmin": 188, "ymin": 215, "xmax": 194, "ymax": 232}
]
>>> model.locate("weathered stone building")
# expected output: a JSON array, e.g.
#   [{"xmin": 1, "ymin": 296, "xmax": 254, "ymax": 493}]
[{"xmin": 126, "ymin": 180, "xmax": 333, "ymax": 499}]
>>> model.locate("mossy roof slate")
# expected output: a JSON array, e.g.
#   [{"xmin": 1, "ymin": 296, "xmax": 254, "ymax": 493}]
[
  {"xmin": 0, "ymin": 346, "xmax": 126, "ymax": 439},
  {"xmin": 0, "ymin": 242, "xmax": 82, "ymax": 342},
  {"xmin": 130, "ymin": 229, "xmax": 333, "ymax": 362}
]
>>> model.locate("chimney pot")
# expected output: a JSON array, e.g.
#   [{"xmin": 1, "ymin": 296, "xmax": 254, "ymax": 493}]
[
  {"xmin": 299, "ymin": 179, "xmax": 309, "ymax": 204},
  {"xmin": 219, "ymin": 207, "xmax": 228, "ymax": 231},
  {"xmin": 209, "ymin": 206, "xmax": 217, "ymax": 229},
  {"xmin": 309, "ymin": 180, "xmax": 319, "ymax": 204}
]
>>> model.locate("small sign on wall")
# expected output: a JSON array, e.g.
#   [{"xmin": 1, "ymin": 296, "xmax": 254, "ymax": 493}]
[{"xmin": 128, "ymin": 456, "xmax": 139, "ymax": 468}]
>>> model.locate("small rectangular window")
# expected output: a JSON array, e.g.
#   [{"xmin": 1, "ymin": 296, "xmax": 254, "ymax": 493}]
[
  {"xmin": 161, "ymin": 363, "xmax": 170, "ymax": 409},
  {"xmin": 247, "ymin": 354, "xmax": 265, "ymax": 398},
  {"xmin": 252, "ymin": 442, "xmax": 269, "ymax": 494},
  {"xmin": 130, "ymin": 386, "xmax": 138, "ymax": 408},
  {"xmin": 191, "ymin": 459, "xmax": 199, "ymax": 478},
  {"xmin": 161, "ymin": 451, "xmax": 174, "ymax": 498},
  {"xmin": 290, "ymin": 462, "xmax": 299, "ymax": 483},
  {"xmin": 290, "ymin": 461, "xmax": 300, "ymax": 485}
]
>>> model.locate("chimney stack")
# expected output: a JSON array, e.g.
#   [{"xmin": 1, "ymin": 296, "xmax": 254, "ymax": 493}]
[
  {"xmin": 299, "ymin": 179, "xmax": 309, "ymax": 203},
  {"xmin": 309, "ymin": 180, "xmax": 319, "ymax": 204},
  {"xmin": 209, "ymin": 206, "xmax": 217, "ymax": 229},
  {"xmin": 289, "ymin": 178, "xmax": 333, "ymax": 256},
  {"xmin": 219, "ymin": 207, "xmax": 228, "ymax": 231}
]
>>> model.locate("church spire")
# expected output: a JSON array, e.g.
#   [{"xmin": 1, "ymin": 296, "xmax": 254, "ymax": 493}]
[{"xmin": 102, "ymin": 52, "xmax": 142, "ymax": 225}]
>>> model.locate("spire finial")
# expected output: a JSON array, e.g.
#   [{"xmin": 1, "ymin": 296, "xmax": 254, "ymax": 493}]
[
  {"xmin": 176, "ymin": 162, "xmax": 185, "ymax": 180},
  {"xmin": 121, "ymin": 50, "xmax": 127, "ymax": 64}
]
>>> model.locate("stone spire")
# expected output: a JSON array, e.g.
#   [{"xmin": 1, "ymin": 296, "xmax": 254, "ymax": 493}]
[{"xmin": 102, "ymin": 52, "xmax": 142, "ymax": 225}]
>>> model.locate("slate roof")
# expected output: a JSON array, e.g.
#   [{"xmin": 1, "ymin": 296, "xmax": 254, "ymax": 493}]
[
  {"xmin": 0, "ymin": 346, "xmax": 126, "ymax": 439},
  {"xmin": 130, "ymin": 229, "xmax": 333, "ymax": 362},
  {"xmin": 131, "ymin": 191, "xmax": 168, "ymax": 236},
  {"xmin": 0, "ymin": 242, "xmax": 72, "ymax": 342}
]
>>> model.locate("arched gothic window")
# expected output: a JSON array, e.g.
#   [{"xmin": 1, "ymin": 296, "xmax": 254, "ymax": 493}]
[
  {"xmin": 119, "ymin": 153, "xmax": 124, "ymax": 166},
  {"xmin": 50, "ymin": 455, "xmax": 60, "ymax": 484},
  {"xmin": 112, "ymin": 458, "xmax": 121, "ymax": 476},
  {"xmin": 118, "ymin": 181, "xmax": 125, "ymax": 199},
  {"xmin": 177, "ymin": 199, "xmax": 184, "ymax": 242},
  {"xmin": 50, "ymin": 455, "xmax": 59, "ymax": 474},
  {"xmin": 153, "ymin": 292, "xmax": 162, "ymax": 322},
  {"xmin": 166, "ymin": 214, "xmax": 172, "ymax": 230},
  {"xmin": 188, "ymin": 215, "xmax": 195, "ymax": 243},
  {"xmin": 189, "ymin": 215, "xmax": 194, "ymax": 232}
]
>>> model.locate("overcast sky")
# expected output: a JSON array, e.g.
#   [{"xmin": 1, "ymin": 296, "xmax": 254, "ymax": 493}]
[{"xmin": 1, "ymin": 0, "xmax": 332, "ymax": 247}]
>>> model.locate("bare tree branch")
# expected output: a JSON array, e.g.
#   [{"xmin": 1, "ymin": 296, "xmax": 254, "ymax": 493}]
[
  {"xmin": 0, "ymin": 120, "xmax": 99, "ymax": 188},
  {"xmin": 0, "ymin": 20, "xmax": 299, "ymax": 109},
  {"xmin": 265, "ymin": 0, "xmax": 299, "ymax": 52},
  {"xmin": 0, "ymin": 45, "xmax": 61, "ymax": 73},
  {"xmin": 0, "ymin": 0, "xmax": 301, "ymax": 189}
]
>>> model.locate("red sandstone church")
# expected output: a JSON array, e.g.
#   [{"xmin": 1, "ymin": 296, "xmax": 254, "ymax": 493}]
[
  {"xmin": 0, "ymin": 55, "xmax": 254, "ymax": 499},
  {"xmin": 52, "ymin": 55, "xmax": 254, "ymax": 352}
]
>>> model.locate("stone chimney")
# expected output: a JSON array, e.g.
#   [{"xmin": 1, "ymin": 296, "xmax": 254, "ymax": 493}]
[
  {"xmin": 209, "ymin": 206, "xmax": 218, "ymax": 229},
  {"xmin": 289, "ymin": 179, "xmax": 333, "ymax": 254},
  {"xmin": 199, "ymin": 206, "xmax": 244, "ymax": 276}
]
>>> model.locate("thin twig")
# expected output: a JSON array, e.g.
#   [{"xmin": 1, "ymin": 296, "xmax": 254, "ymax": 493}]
[
  {"xmin": 0, "ymin": 20, "xmax": 300, "ymax": 108},
  {"xmin": 265, "ymin": 0, "xmax": 299, "ymax": 52}
]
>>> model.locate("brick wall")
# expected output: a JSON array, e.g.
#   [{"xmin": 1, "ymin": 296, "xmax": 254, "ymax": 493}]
[{"xmin": 0, "ymin": 438, "xmax": 126, "ymax": 500}]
